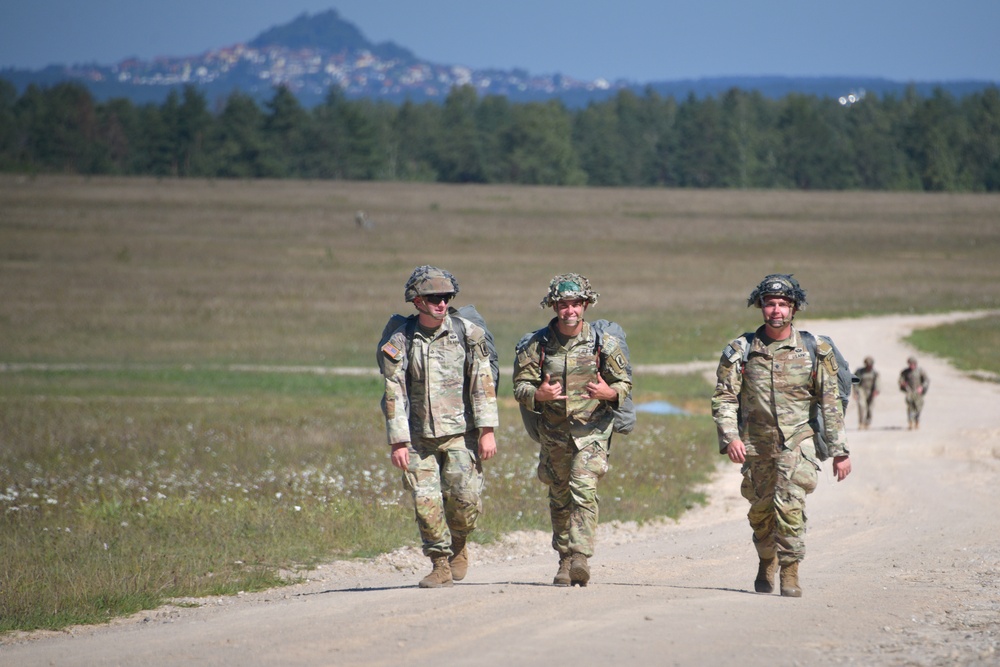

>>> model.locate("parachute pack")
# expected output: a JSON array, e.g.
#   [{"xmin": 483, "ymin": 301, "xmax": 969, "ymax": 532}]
[
  {"xmin": 515, "ymin": 319, "xmax": 635, "ymax": 443},
  {"xmin": 737, "ymin": 330, "xmax": 858, "ymax": 461},
  {"xmin": 377, "ymin": 305, "xmax": 500, "ymax": 391}
]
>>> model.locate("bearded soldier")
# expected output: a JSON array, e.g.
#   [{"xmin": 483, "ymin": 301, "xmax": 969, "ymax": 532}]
[
  {"xmin": 379, "ymin": 266, "xmax": 498, "ymax": 588},
  {"xmin": 712, "ymin": 274, "xmax": 851, "ymax": 597},
  {"xmin": 513, "ymin": 274, "xmax": 631, "ymax": 587}
]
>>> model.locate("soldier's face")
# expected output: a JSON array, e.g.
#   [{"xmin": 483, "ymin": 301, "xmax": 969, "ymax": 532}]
[
  {"xmin": 554, "ymin": 298, "xmax": 587, "ymax": 328},
  {"xmin": 761, "ymin": 296, "xmax": 795, "ymax": 331},
  {"xmin": 415, "ymin": 294, "xmax": 450, "ymax": 320}
]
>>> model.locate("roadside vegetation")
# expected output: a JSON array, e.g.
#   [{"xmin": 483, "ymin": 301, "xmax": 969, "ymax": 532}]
[
  {"xmin": 906, "ymin": 315, "xmax": 1000, "ymax": 379},
  {"xmin": 1, "ymin": 176, "xmax": 998, "ymax": 633}
]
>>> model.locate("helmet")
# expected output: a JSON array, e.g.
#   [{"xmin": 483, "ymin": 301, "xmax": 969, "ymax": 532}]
[
  {"xmin": 864, "ymin": 356, "xmax": 874, "ymax": 365},
  {"xmin": 540, "ymin": 273, "xmax": 599, "ymax": 309},
  {"xmin": 747, "ymin": 273, "xmax": 807, "ymax": 309},
  {"xmin": 404, "ymin": 265, "xmax": 459, "ymax": 303}
]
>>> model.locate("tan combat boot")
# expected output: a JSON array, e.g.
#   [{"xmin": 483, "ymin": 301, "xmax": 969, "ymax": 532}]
[
  {"xmin": 553, "ymin": 555, "xmax": 572, "ymax": 587},
  {"xmin": 419, "ymin": 556, "xmax": 454, "ymax": 588},
  {"xmin": 569, "ymin": 553, "xmax": 590, "ymax": 587},
  {"xmin": 780, "ymin": 561, "xmax": 802, "ymax": 597},
  {"xmin": 449, "ymin": 534, "xmax": 468, "ymax": 582},
  {"xmin": 754, "ymin": 556, "xmax": 778, "ymax": 594}
]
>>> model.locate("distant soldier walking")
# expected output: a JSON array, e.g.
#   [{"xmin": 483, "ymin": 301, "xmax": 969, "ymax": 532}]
[
  {"xmin": 378, "ymin": 266, "xmax": 498, "ymax": 588},
  {"xmin": 712, "ymin": 274, "xmax": 851, "ymax": 598},
  {"xmin": 853, "ymin": 356, "xmax": 879, "ymax": 429},
  {"xmin": 513, "ymin": 274, "xmax": 632, "ymax": 587},
  {"xmin": 899, "ymin": 356, "xmax": 930, "ymax": 430}
]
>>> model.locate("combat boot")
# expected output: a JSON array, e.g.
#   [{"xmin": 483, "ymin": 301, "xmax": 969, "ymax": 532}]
[
  {"xmin": 780, "ymin": 561, "xmax": 802, "ymax": 598},
  {"xmin": 569, "ymin": 553, "xmax": 590, "ymax": 587},
  {"xmin": 419, "ymin": 556, "xmax": 453, "ymax": 588},
  {"xmin": 553, "ymin": 555, "xmax": 572, "ymax": 587},
  {"xmin": 449, "ymin": 534, "xmax": 468, "ymax": 582},
  {"xmin": 754, "ymin": 556, "xmax": 777, "ymax": 594}
]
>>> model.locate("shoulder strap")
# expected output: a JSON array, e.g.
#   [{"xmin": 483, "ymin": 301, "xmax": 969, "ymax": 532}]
[
  {"xmin": 537, "ymin": 327, "xmax": 550, "ymax": 383},
  {"xmin": 402, "ymin": 317, "xmax": 419, "ymax": 391},
  {"xmin": 739, "ymin": 332, "xmax": 755, "ymax": 368},
  {"xmin": 799, "ymin": 330, "xmax": 818, "ymax": 372},
  {"xmin": 450, "ymin": 315, "xmax": 473, "ymax": 377}
]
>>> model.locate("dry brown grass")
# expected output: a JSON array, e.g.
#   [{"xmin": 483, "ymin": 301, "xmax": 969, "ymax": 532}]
[{"xmin": 2, "ymin": 176, "xmax": 999, "ymax": 366}]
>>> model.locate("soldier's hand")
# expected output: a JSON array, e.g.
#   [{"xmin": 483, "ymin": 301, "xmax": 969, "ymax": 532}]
[
  {"xmin": 535, "ymin": 374, "xmax": 566, "ymax": 402},
  {"xmin": 585, "ymin": 375, "xmax": 617, "ymax": 401},
  {"xmin": 832, "ymin": 455, "xmax": 851, "ymax": 481},
  {"xmin": 727, "ymin": 440, "xmax": 747, "ymax": 464},
  {"xmin": 390, "ymin": 443, "xmax": 410, "ymax": 470},
  {"xmin": 478, "ymin": 428, "xmax": 497, "ymax": 461}
]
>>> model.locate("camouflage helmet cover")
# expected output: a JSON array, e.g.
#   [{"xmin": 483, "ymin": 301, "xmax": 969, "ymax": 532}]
[
  {"xmin": 404, "ymin": 265, "xmax": 459, "ymax": 302},
  {"xmin": 747, "ymin": 273, "xmax": 807, "ymax": 309},
  {"xmin": 540, "ymin": 273, "xmax": 599, "ymax": 309}
]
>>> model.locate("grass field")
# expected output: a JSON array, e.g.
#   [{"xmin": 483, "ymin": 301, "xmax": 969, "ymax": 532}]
[{"xmin": 2, "ymin": 175, "xmax": 999, "ymax": 632}]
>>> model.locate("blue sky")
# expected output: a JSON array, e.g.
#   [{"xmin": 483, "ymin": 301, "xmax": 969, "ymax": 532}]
[{"xmin": 2, "ymin": 1, "xmax": 998, "ymax": 83}]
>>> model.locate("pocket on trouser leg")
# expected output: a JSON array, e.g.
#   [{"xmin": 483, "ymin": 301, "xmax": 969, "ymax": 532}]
[
  {"xmin": 791, "ymin": 456, "xmax": 819, "ymax": 495},
  {"xmin": 537, "ymin": 455, "xmax": 555, "ymax": 486},
  {"xmin": 740, "ymin": 464, "xmax": 757, "ymax": 502}
]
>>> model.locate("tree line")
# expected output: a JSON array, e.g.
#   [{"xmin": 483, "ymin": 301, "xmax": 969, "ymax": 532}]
[{"xmin": 1, "ymin": 77, "xmax": 998, "ymax": 191}]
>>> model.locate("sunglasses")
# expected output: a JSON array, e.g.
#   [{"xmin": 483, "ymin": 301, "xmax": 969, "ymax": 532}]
[{"xmin": 423, "ymin": 294, "xmax": 454, "ymax": 305}]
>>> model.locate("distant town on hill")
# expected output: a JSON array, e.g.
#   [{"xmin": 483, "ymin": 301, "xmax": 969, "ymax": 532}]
[{"xmin": 1, "ymin": 9, "xmax": 995, "ymax": 108}]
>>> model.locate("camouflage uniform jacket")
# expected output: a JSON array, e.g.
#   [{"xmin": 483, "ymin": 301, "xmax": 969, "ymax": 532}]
[
  {"xmin": 512, "ymin": 319, "xmax": 631, "ymax": 440},
  {"xmin": 855, "ymin": 366, "xmax": 879, "ymax": 396},
  {"xmin": 712, "ymin": 325, "xmax": 848, "ymax": 458},
  {"xmin": 380, "ymin": 313, "xmax": 499, "ymax": 445},
  {"xmin": 899, "ymin": 366, "xmax": 930, "ymax": 395}
]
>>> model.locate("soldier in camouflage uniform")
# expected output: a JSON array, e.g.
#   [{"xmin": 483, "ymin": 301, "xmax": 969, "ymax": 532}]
[
  {"xmin": 711, "ymin": 274, "xmax": 852, "ymax": 597},
  {"xmin": 898, "ymin": 356, "xmax": 930, "ymax": 430},
  {"xmin": 853, "ymin": 356, "xmax": 879, "ymax": 429},
  {"xmin": 379, "ymin": 266, "xmax": 498, "ymax": 588},
  {"xmin": 512, "ymin": 274, "xmax": 631, "ymax": 587}
]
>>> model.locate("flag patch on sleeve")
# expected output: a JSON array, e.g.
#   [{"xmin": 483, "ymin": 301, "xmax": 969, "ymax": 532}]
[{"xmin": 381, "ymin": 341, "xmax": 403, "ymax": 361}]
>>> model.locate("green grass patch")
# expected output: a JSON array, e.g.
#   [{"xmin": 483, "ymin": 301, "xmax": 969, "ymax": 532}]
[{"xmin": 906, "ymin": 315, "xmax": 1000, "ymax": 380}]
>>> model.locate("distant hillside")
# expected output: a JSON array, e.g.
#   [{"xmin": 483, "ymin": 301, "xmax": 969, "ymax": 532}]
[
  {"xmin": 248, "ymin": 9, "xmax": 416, "ymax": 63},
  {"xmin": 1, "ymin": 9, "xmax": 996, "ymax": 108}
]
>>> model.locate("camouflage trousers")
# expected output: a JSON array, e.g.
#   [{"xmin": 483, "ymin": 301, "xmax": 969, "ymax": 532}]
[
  {"xmin": 402, "ymin": 431, "xmax": 483, "ymax": 558},
  {"xmin": 856, "ymin": 390, "xmax": 876, "ymax": 427},
  {"xmin": 537, "ymin": 434, "xmax": 610, "ymax": 558},
  {"xmin": 740, "ymin": 444, "xmax": 819, "ymax": 566},
  {"xmin": 904, "ymin": 392, "xmax": 925, "ymax": 424}
]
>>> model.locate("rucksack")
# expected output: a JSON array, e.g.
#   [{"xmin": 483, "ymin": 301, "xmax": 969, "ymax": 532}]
[
  {"xmin": 515, "ymin": 319, "xmax": 635, "ymax": 443},
  {"xmin": 737, "ymin": 330, "xmax": 858, "ymax": 461},
  {"xmin": 377, "ymin": 304, "xmax": 500, "ymax": 391}
]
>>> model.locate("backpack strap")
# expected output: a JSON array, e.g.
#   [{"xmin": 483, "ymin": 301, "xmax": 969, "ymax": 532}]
[
  {"xmin": 449, "ymin": 314, "xmax": 472, "ymax": 378},
  {"xmin": 738, "ymin": 332, "xmax": 754, "ymax": 371},
  {"xmin": 536, "ymin": 328, "xmax": 549, "ymax": 384},
  {"xmin": 403, "ymin": 317, "xmax": 419, "ymax": 393},
  {"xmin": 799, "ymin": 330, "xmax": 819, "ymax": 379}
]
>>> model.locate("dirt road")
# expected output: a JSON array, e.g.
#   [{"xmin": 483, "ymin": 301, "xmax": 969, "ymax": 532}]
[{"xmin": 4, "ymin": 312, "xmax": 999, "ymax": 666}]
